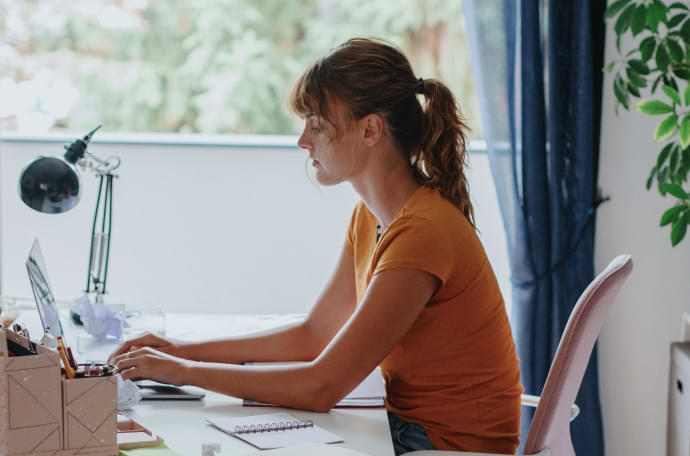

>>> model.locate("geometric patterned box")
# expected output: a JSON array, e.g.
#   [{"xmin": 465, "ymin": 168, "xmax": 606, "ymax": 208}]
[
  {"xmin": 0, "ymin": 329, "xmax": 117, "ymax": 456},
  {"xmin": 62, "ymin": 376, "xmax": 117, "ymax": 455},
  {"xmin": 0, "ymin": 330, "xmax": 63, "ymax": 455}
]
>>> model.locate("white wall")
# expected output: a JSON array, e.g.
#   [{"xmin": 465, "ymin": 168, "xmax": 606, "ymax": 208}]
[
  {"xmin": 597, "ymin": 17, "xmax": 690, "ymax": 456},
  {"xmin": 0, "ymin": 136, "xmax": 510, "ymax": 316}
]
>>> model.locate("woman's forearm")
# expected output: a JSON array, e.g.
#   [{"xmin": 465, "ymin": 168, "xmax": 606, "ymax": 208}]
[
  {"xmin": 181, "ymin": 360, "xmax": 340, "ymax": 412},
  {"xmin": 175, "ymin": 319, "xmax": 328, "ymax": 364}
]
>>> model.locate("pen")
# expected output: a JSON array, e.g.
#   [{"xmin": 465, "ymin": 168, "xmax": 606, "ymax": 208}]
[
  {"xmin": 56, "ymin": 345, "xmax": 76, "ymax": 379},
  {"xmin": 66, "ymin": 346, "xmax": 78, "ymax": 370},
  {"xmin": 56, "ymin": 337, "xmax": 76, "ymax": 379}
]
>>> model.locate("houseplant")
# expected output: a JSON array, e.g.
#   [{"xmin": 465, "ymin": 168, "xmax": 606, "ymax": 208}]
[{"xmin": 606, "ymin": 0, "xmax": 690, "ymax": 246}]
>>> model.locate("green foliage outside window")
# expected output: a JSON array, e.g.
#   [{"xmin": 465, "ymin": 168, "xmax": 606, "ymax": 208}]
[{"xmin": 0, "ymin": 0, "xmax": 479, "ymax": 137}]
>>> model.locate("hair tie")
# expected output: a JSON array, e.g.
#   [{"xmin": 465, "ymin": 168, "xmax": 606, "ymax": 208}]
[{"xmin": 415, "ymin": 78, "xmax": 425, "ymax": 94}]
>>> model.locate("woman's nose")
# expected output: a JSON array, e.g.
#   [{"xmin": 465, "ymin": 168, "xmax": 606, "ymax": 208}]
[{"xmin": 297, "ymin": 131, "xmax": 312, "ymax": 152}]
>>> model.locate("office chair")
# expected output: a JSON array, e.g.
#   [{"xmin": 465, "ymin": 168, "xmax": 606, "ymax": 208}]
[{"xmin": 406, "ymin": 255, "xmax": 633, "ymax": 456}]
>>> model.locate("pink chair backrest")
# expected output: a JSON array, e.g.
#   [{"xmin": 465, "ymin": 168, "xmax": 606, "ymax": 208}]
[{"xmin": 524, "ymin": 255, "xmax": 633, "ymax": 456}]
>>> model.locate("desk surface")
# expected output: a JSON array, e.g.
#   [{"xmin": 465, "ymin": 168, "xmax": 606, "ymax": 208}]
[{"xmin": 19, "ymin": 309, "xmax": 395, "ymax": 456}]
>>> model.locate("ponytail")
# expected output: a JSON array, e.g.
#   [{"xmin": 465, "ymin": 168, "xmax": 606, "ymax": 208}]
[{"xmin": 413, "ymin": 79, "xmax": 475, "ymax": 228}]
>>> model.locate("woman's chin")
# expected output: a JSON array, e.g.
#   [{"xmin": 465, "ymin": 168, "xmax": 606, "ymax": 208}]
[{"xmin": 314, "ymin": 170, "xmax": 341, "ymax": 186}]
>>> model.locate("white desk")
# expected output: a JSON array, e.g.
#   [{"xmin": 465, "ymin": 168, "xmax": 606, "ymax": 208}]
[{"xmin": 17, "ymin": 309, "xmax": 395, "ymax": 456}]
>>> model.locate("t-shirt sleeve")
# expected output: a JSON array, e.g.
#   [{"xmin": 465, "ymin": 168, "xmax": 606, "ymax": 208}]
[
  {"xmin": 373, "ymin": 216, "xmax": 453, "ymax": 286},
  {"xmin": 346, "ymin": 201, "xmax": 363, "ymax": 249}
]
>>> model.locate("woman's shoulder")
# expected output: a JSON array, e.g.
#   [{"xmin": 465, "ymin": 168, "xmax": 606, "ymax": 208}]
[{"xmin": 402, "ymin": 186, "xmax": 475, "ymax": 234}]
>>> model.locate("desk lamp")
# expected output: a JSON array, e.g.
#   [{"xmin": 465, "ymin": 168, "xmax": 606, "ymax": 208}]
[{"xmin": 18, "ymin": 126, "xmax": 121, "ymax": 313}]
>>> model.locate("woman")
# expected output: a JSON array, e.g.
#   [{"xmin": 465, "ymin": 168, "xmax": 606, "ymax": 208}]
[{"xmin": 110, "ymin": 38, "xmax": 522, "ymax": 454}]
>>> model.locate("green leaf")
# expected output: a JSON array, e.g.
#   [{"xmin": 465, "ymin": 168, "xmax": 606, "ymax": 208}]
[
  {"xmin": 604, "ymin": 61, "xmax": 616, "ymax": 73},
  {"xmin": 629, "ymin": 59, "xmax": 651, "ymax": 75},
  {"xmin": 647, "ymin": 1, "xmax": 667, "ymax": 32},
  {"xmin": 656, "ymin": 114, "xmax": 679, "ymax": 141},
  {"xmin": 674, "ymin": 65, "xmax": 690, "ymax": 80},
  {"xmin": 661, "ymin": 205, "xmax": 686, "ymax": 226},
  {"xmin": 627, "ymin": 67, "xmax": 647, "ymax": 88},
  {"xmin": 631, "ymin": 5, "xmax": 648, "ymax": 36},
  {"xmin": 606, "ymin": 0, "xmax": 633, "ymax": 18},
  {"xmin": 661, "ymin": 182, "xmax": 690, "ymax": 199},
  {"xmin": 640, "ymin": 37, "xmax": 657, "ymax": 62},
  {"xmin": 670, "ymin": 2, "xmax": 690, "ymax": 11},
  {"xmin": 658, "ymin": 143, "xmax": 675, "ymax": 169},
  {"xmin": 659, "ymin": 166, "xmax": 671, "ymax": 193},
  {"xmin": 627, "ymin": 82, "xmax": 641, "ymax": 97},
  {"xmin": 685, "ymin": 85, "xmax": 690, "ymax": 105},
  {"xmin": 667, "ymin": 38, "xmax": 685, "ymax": 62},
  {"xmin": 663, "ymin": 85, "xmax": 682, "ymax": 104},
  {"xmin": 614, "ymin": 77, "xmax": 630, "ymax": 109},
  {"xmin": 637, "ymin": 99, "xmax": 674, "ymax": 114},
  {"xmin": 647, "ymin": 166, "xmax": 658, "ymax": 190},
  {"xmin": 668, "ymin": 13, "xmax": 687, "ymax": 28},
  {"xmin": 682, "ymin": 20, "xmax": 690, "ymax": 41},
  {"xmin": 671, "ymin": 145, "xmax": 680, "ymax": 172},
  {"xmin": 616, "ymin": 4, "xmax": 637, "ymax": 34},
  {"xmin": 680, "ymin": 115, "xmax": 690, "ymax": 149},
  {"xmin": 656, "ymin": 43, "xmax": 670, "ymax": 71},
  {"xmin": 671, "ymin": 211, "xmax": 688, "ymax": 246},
  {"xmin": 682, "ymin": 147, "xmax": 690, "ymax": 173}
]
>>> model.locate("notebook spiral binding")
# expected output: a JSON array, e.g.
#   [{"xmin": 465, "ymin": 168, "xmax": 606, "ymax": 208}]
[{"xmin": 234, "ymin": 419, "xmax": 314, "ymax": 434}]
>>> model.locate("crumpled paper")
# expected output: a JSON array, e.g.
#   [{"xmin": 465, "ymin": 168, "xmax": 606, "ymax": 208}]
[
  {"xmin": 73, "ymin": 294, "xmax": 124, "ymax": 341},
  {"xmin": 117, "ymin": 373, "xmax": 142, "ymax": 410}
]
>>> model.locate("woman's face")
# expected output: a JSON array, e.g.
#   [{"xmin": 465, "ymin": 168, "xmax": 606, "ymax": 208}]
[{"xmin": 297, "ymin": 101, "xmax": 360, "ymax": 186}]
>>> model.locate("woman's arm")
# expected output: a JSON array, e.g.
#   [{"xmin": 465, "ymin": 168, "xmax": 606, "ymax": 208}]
[
  {"xmin": 115, "ymin": 268, "xmax": 438, "ymax": 412},
  {"xmin": 110, "ymin": 239, "xmax": 357, "ymax": 365}
]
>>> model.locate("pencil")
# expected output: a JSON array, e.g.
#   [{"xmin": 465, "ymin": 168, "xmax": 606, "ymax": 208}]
[{"xmin": 56, "ymin": 344, "xmax": 76, "ymax": 379}]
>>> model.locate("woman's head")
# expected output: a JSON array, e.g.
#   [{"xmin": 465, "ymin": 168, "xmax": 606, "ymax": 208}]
[{"xmin": 290, "ymin": 37, "xmax": 475, "ymax": 227}]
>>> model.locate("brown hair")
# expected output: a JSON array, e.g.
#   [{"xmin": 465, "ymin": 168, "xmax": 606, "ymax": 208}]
[{"xmin": 290, "ymin": 37, "xmax": 475, "ymax": 228}]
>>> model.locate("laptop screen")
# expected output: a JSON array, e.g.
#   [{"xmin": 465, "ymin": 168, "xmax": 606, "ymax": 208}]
[{"xmin": 26, "ymin": 239, "xmax": 64, "ymax": 338}]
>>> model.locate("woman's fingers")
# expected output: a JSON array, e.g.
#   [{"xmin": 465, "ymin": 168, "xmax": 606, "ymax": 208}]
[
  {"xmin": 112, "ymin": 346, "xmax": 152, "ymax": 366},
  {"xmin": 119, "ymin": 365, "xmax": 143, "ymax": 381},
  {"xmin": 115, "ymin": 349, "xmax": 182, "ymax": 384},
  {"xmin": 108, "ymin": 333, "xmax": 162, "ymax": 363}
]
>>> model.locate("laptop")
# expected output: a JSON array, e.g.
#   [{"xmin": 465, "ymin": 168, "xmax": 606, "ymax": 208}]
[
  {"xmin": 26, "ymin": 239, "xmax": 64, "ymax": 339},
  {"xmin": 26, "ymin": 239, "xmax": 205, "ymax": 401}
]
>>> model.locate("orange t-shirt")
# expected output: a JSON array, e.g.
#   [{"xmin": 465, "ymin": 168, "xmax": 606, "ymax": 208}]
[{"xmin": 347, "ymin": 186, "xmax": 522, "ymax": 453}]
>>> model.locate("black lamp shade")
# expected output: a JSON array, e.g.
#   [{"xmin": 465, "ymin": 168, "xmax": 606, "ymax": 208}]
[{"xmin": 19, "ymin": 156, "xmax": 81, "ymax": 214}]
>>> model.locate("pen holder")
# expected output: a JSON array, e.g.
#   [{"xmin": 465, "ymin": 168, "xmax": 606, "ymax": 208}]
[
  {"xmin": 0, "ymin": 329, "xmax": 63, "ymax": 454},
  {"xmin": 0, "ymin": 329, "xmax": 118, "ymax": 456},
  {"xmin": 62, "ymin": 376, "xmax": 117, "ymax": 454}
]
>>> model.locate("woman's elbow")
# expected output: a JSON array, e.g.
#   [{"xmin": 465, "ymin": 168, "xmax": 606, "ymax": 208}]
[{"xmin": 302, "ymin": 379, "xmax": 344, "ymax": 412}]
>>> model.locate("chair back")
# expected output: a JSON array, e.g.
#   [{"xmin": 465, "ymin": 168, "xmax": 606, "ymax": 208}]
[{"xmin": 523, "ymin": 255, "xmax": 633, "ymax": 456}]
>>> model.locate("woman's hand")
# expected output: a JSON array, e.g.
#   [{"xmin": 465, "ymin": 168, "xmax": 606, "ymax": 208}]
[
  {"xmin": 112, "ymin": 346, "xmax": 192, "ymax": 385},
  {"xmin": 107, "ymin": 332, "xmax": 185, "ymax": 364}
]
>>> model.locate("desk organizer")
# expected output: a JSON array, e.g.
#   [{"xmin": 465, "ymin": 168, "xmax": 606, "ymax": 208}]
[{"xmin": 0, "ymin": 328, "xmax": 118, "ymax": 456}]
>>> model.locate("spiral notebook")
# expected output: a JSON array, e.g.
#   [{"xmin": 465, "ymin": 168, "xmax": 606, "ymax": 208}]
[{"xmin": 206, "ymin": 413, "xmax": 344, "ymax": 450}]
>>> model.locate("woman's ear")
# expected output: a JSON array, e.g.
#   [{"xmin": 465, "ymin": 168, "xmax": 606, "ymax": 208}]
[{"xmin": 361, "ymin": 113, "xmax": 385, "ymax": 147}]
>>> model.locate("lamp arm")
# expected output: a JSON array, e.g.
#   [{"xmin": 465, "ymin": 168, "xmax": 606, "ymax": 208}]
[{"xmin": 86, "ymin": 173, "xmax": 114, "ymax": 301}]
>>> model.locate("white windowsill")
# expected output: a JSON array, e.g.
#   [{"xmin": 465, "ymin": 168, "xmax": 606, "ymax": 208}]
[{"xmin": 0, "ymin": 131, "xmax": 487, "ymax": 153}]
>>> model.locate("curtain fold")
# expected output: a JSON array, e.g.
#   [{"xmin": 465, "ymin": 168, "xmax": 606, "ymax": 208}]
[{"xmin": 464, "ymin": 1, "xmax": 606, "ymax": 455}]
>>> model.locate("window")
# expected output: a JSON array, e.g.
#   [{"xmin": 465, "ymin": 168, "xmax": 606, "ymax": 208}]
[{"xmin": 0, "ymin": 0, "xmax": 480, "ymax": 136}]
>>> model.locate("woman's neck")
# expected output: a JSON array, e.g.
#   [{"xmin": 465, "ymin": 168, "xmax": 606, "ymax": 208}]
[{"xmin": 350, "ymin": 157, "xmax": 421, "ymax": 230}]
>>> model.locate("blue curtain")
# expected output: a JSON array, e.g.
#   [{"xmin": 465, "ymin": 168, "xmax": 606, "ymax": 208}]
[{"xmin": 464, "ymin": 1, "xmax": 606, "ymax": 455}]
